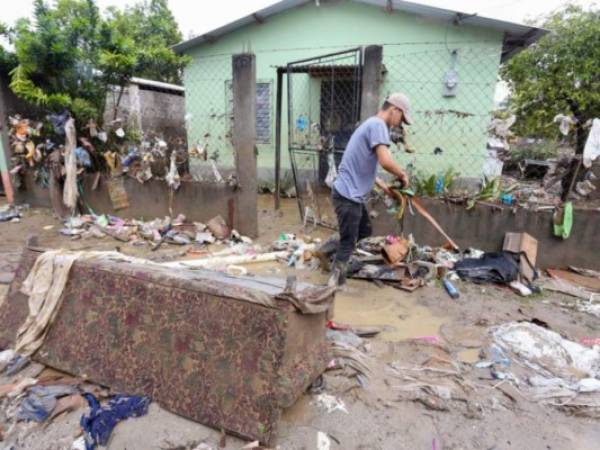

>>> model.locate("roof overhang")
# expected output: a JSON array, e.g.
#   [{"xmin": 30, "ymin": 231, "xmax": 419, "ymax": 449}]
[{"xmin": 172, "ymin": 0, "xmax": 547, "ymax": 62}]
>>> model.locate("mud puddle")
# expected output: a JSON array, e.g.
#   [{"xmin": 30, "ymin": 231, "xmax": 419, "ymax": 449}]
[{"xmin": 333, "ymin": 282, "xmax": 446, "ymax": 342}]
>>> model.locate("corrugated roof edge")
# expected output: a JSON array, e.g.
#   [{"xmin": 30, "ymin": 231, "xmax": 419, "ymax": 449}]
[{"xmin": 172, "ymin": 0, "xmax": 548, "ymax": 62}]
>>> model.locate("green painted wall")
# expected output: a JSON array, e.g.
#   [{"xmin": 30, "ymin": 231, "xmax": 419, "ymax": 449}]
[{"xmin": 182, "ymin": 0, "xmax": 504, "ymax": 180}]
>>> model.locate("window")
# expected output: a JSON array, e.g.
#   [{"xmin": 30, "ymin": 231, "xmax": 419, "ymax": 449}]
[
  {"xmin": 226, "ymin": 81, "xmax": 272, "ymax": 144},
  {"xmin": 255, "ymin": 83, "xmax": 272, "ymax": 144}
]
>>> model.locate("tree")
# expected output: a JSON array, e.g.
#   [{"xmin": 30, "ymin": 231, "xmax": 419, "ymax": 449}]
[
  {"xmin": 9, "ymin": 0, "xmax": 104, "ymax": 122},
  {"xmin": 8, "ymin": 0, "xmax": 188, "ymax": 126},
  {"xmin": 0, "ymin": 23, "xmax": 18, "ymax": 77},
  {"xmin": 104, "ymin": 0, "xmax": 189, "ymax": 85},
  {"xmin": 500, "ymin": 4, "xmax": 600, "ymax": 138}
]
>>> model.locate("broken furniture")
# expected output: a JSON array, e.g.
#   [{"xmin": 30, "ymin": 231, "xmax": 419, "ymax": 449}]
[{"xmin": 0, "ymin": 246, "xmax": 334, "ymax": 443}]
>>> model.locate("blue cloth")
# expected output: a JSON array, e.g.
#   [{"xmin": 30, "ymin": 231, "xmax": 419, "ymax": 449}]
[
  {"xmin": 75, "ymin": 147, "xmax": 92, "ymax": 168},
  {"xmin": 18, "ymin": 385, "xmax": 77, "ymax": 422},
  {"xmin": 81, "ymin": 393, "xmax": 151, "ymax": 450},
  {"xmin": 334, "ymin": 117, "xmax": 390, "ymax": 203}
]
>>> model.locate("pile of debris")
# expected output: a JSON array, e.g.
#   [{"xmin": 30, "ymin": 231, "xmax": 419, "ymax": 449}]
[
  {"xmin": 59, "ymin": 213, "xmax": 251, "ymax": 250},
  {"xmin": 6, "ymin": 112, "xmax": 222, "ymax": 196},
  {"xmin": 0, "ymin": 349, "xmax": 151, "ymax": 449},
  {"xmin": 312, "ymin": 233, "xmax": 462, "ymax": 294},
  {"xmin": 542, "ymin": 266, "xmax": 600, "ymax": 318},
  {"xmin": 484, "ymin": 321, "xmax": 600, "ymax": 417},
  {"xmin": 0, "ymin": 204, "xmax": 27, "ymax": 223},
  {"xmin": 386, "ymin": 320, "xmax": 600, "ymax": 419}
]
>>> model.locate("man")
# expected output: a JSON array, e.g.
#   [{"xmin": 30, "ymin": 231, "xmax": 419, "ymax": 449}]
[{"xmin": 328, "ymin": 93, "xmax": 413, "ymax": 286}]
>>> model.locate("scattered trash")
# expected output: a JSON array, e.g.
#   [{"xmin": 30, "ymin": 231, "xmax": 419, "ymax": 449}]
[
  {"xmin": 547, "ymin": 268, "xmax": 600, "ymax": 292},
  {"xmin": 317, "ymin": 431, "xmax": 331, "ymax": 450},
  {"xmin": 442, "ymin": 278, "xmax": 460, "ymax": 299},
  {"xmin": 509, "ymin": 280, "xmax": 532, "ymax": 296},
  {"xmin": 455, "ymin": 251, "xmax": 536, "ymax": 286},
  {"xmin": 503, "ymin": 232, "xmax": 538, "ymax": 283},
  {"xmin": 0, "ymin": 377, "xmax": 38, "ymax": 398},
  {"xmin": 5, "ymin": 354, "xmax": 31, "ymax": 376},
  {"xmin": 583, "ymin": 118, "xmax": 600, "ymax": 168},
  {"xmin": 207, "ymin": 215, "xmax": 230, "ymax": 240},
  {"xmin": 71, "ymin": 436, "xmax": 87, "ymax": 450},
  {"xmin": 553, "ymin": 114, "xmax": 576, "ymax": 136},
  {"xmin": 413, "ymin": 336, "xmax": 441, "ymax": 345},
  {"xmin": 553, "ymin": 202, "xmax": 573, "ymax": 240},
  {"xmin": 312, "ymin": 394, "xmax": 348, "ymax": 414},
  {"xmin": 580, "ymin": 338, "xmax": 600, "ymax": 347},
  {"xmin": 18, "ymin": 385, "xmax": 78, "ymax": 422},
  {"xmin": 0, "ymin": 349, "xmax": 16, "ymax": 372},
  {"xmin": 491, "ymin": 322, "xmax": 600, "ymax": 413}
]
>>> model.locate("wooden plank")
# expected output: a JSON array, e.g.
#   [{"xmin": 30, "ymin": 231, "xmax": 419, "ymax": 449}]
[{"xmin": 547, "ymin": 268, "xmax": 600, "ymax": 292}]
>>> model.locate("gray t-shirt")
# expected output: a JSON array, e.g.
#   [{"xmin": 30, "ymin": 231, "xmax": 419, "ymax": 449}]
[{"xmin": 334, "ymin": 117, "xmax": 390, "ymax": 203}]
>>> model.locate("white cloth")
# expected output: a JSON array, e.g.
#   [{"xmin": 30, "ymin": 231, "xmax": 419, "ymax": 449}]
[
  {"xmin": 553, "ymin": 114, "xmax": 576, "ymax": 136},
  {"xmin": 583, "ymin": 118, "xmax": 600, "ymax": 168},
  {"xmin": 16, "ymin": 250, "xmax": 137, "ymax": 356},
  {"xmin": 62, "ymin": 118, "xmax": 78, "ymax": 209}
]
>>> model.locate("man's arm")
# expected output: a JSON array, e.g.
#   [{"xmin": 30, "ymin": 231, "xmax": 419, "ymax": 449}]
[{"xmin": 375, "ymin": 145, "xmax": 410, "ymax": 188}]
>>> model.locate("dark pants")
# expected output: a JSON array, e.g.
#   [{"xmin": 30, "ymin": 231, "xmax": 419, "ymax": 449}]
[{"xmin": 332, "ymin": 188, "xmax": 372, "ymax": 265}]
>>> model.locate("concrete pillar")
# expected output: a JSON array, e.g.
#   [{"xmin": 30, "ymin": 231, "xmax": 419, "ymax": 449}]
[
  {"xmin": 0, "ymin": 76, "xmax": 14, "ymax": 204},
  {"xmin": 127, "ymin": 82, "xmax": 143, "ymax": 135},
  {"xmin": 232, "ymin": 53, "xmax": 258, "ymax": 237},
  {"xmin": 360, "ymin": 45, "xmax": 384, "ymax": 121}
]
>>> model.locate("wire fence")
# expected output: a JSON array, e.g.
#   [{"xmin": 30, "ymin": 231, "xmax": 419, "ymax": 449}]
[
  {"xmin": 380, "ymin": 45, "xmax": 505, "ymax": 182},
  {"xmin": 287, "ymin": 48, "xmax": 362, "ymax": 227},
  {"xmin": 183, "ymin": 55, "xmax": 235, "ymax": 179}
]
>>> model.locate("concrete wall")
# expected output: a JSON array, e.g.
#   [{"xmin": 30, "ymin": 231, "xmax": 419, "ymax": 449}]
[
  {"xmin": 371, "ymin": 197, "xmax": 600, "ymax": 270},
  {"xmin": 17, "ymin": 171, "xmax": 250, "ymax": 235},
  {"xmin": 104, "ymin": 84, "xmax": 186, "ymax": 143},
  {"xmin": 181, "ymin": 0, "xmax": 504, "ymax": 180}
]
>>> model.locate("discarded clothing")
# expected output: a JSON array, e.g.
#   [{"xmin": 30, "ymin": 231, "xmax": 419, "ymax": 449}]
[
  {"xmin": 553, "ymin": 202, "xmax": 573, "ymax": 240},
  {"xmin": 583, "ymin": 118, "xmax": 600, "ymax": 168},
  {"xmin": 165, "ymin": 152, "xmax": 180, "ymax": 190},
  {"xmin": 0, "ymin": 209, "xmax": 22, "ymax": 222},
  {"xmin": 553, "ymin": 114, "xmax": 576, "ymax": 136},
  {"xmin": 75, "ymin": 147, "xmax": 92, "ymax": 168},
  {"xmin": 18, "ymin": 385, "xmax": 78, "ymax": 422},
  {"xmin": 63, "ymin": 118, "xmax": 79, "ymax": 209},
  {"xmin": 47, "ymin": 111, "xmax": 70, "ymax": 136},
  {"xmin": 0, "ymin": 349, "xmax": 16, "ymax": 372},
  {"xmin": 454, "ymin": 251, "xmax": 536, "ymax": 285},
  {"xmin": 81, "ymin": 393, "xmax": 151, "ymax": 450},
  {"xmin": 4, "ymin": 354, "xmax": 30, "ymax": 376}
]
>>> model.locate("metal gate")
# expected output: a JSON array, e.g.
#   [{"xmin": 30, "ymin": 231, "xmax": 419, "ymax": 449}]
[{"xmin": 283, "ymin": 48, "xmax": 363, "ymax": 228}]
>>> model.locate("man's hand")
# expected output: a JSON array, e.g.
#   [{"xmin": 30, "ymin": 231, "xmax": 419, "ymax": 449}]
[{"xmin": 398, "ymin": 171, "xmax": 410, "ymax": 189}]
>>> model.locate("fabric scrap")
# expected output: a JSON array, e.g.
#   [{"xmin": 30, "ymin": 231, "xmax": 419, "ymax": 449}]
[
  {"xmin": 63, "ymin": 117, "xmax": 79, "ymax": 209},
  {"xmin": 18, "ymin": 385, "xmax": 78, "ymax": 422},
  {"xmin": 5, "ymin": 354, "xmax": 30, "ymax": 376},
  {"xmin": 81, "ymin": 393, "xmax": 151, "ymax": 450},
  {"xmin": 583, "ymin": 118, "xmax": 600, "ymax": 168},
  {"xmin": 16, "ymin": 250, "xmax": 139, "ymax": 356}
]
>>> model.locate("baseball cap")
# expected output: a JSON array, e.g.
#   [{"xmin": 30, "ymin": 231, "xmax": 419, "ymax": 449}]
[{"xmin": 386, "ymin": 92, "xmax": 413, "ymax": 125}]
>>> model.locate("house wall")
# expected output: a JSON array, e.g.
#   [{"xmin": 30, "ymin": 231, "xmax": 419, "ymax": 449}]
[{"xmin": 181, "ymin": 0, "xmax": 504, "ymax": 181}]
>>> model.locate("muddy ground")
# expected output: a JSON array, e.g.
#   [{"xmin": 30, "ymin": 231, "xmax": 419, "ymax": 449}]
[{"xmin": 0, "ymin": 196, "xmax": 599, "ymax": 450}]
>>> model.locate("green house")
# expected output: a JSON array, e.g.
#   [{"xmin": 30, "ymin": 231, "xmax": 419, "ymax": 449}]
[{"xmin": 174, "ymin": 0, "xmax": 545, "ymax": 182}]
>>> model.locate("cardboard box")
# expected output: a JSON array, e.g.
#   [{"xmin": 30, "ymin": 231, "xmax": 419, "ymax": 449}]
[{"xmin": 503, "ymin": 232, "xmax": 538, "ymax": 283}]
